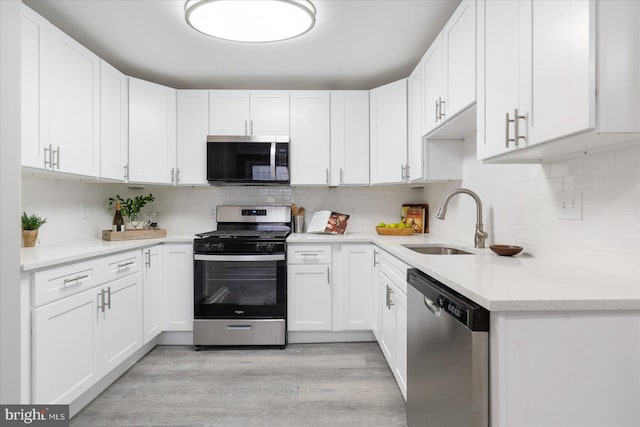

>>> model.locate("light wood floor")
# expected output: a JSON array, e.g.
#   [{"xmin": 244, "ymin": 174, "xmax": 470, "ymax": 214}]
[{"xmin": 71, "ymin": 342, "xmax": 407, "ymax": 426}]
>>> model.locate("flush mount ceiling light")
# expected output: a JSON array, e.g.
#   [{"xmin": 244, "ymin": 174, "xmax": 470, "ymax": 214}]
[{"xmin": 184, "ymin": 0, "xmax": 316, "ymax": 43}]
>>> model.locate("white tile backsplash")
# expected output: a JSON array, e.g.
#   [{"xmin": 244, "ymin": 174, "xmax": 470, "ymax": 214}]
[
  {"xmin": 421, "ymin": 134, "xmax": 640, "ymax": 279},
  {"xmin": 23, "ymin": 135, "xmax": 640, "ymax": 279}
]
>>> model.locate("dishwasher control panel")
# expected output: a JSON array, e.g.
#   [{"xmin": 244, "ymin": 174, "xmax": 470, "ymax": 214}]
[{"xmin": 437, "ymin": 295, "xmax": 467, "ymax": 324}]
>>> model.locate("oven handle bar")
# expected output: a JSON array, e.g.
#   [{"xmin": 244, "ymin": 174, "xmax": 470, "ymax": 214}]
[{"xmin": 194, "ymin": 254, "xmax": 285, "ymax": 262}]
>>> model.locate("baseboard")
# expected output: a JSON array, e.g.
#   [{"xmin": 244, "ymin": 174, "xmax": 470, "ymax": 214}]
[
  {"xmin": 287, "ymin": 330, "xmax": 375, "ymax": 344},
  {"xmin": 69, "ymin": 337, "xmax": 158, "ymax": 418},
  {"xmin": 157, "ymin": 331, "xmax": 194, "ymax": 345}
]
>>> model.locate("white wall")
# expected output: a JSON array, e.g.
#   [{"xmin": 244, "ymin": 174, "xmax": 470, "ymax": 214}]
[{"xmin": 423, "ymin": 134, "xmax": 640, "ymax": 279}]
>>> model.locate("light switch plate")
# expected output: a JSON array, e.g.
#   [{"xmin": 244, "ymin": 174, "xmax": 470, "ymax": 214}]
[{"xmin": 557, "ymin": 190, "xmax": 582, "ymax": 220}]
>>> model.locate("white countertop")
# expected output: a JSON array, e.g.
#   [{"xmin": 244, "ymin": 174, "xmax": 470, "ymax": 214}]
[
  {"xmin": 288, "ymin": 232, "xmax": 640, "ymax": 312},
  {"xmin": 21, "ymin": 234, "xmax": 195, "ymax": 272}
]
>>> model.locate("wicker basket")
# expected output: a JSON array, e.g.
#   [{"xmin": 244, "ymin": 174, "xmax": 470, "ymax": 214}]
[{"xmin": 375, "ymin": 226, "xmax": 415, "ymax": 236}]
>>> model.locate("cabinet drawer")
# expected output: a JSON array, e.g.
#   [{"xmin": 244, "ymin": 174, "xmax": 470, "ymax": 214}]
[
  {"xmin": 33, "ymin": 258, "xmax": 101, "ymax": 307},
  {"xmin": 101, "ymin": 250, "xmax": 141, "ymax": 283},
  {"xmin": 288, "ymin": 244, "xmax": 332, "ymax": 264},
  {"xmin": 380, "ymin": 250, "xmax": 409, "ymax": 295}
]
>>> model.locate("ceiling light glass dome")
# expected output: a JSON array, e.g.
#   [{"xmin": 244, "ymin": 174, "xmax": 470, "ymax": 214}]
[{"xmin": 185, "ymin": 0, "xmax": 316, "ymax": 43}]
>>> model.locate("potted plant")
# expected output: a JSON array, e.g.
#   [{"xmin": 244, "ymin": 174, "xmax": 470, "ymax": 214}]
[
  {"xmin": 108, "ymin": 194, "xmax": 155, "ymax": 229},
  {"xmin": 21, "ymin": 212, "xmax": 47, "ymax": 247}
]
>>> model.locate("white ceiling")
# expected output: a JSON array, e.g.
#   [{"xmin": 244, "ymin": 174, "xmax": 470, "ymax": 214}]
[{"xmin": 23, "ymin": 0, "xmax": 461, "ymax": 90}]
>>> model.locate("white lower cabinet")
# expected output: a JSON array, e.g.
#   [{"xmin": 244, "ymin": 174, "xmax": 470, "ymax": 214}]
[
  {"xmin": 376, "ymin": 248, "xmax": 409, "ymax": 400},
  {"xmin": 162, "ymin": 243, "xmax": 194, "ymax": 331},
  {"xmin": 287, "ymin": 264, "xmax": 332, "ymax": 331},
  {"xmin": 339, "ymin": 244, "xmax": 373, "ymax": 330},
  {"xmin": 32, "ymin": 272, "xmax": 142, "ymax": 404},
  {"xmin": 142, "ymin": 245, "xmax": 162, "ymax": 343},
  {"xmin": 32, "ymin": 285, "xmax": 101, "ymax": 404}
]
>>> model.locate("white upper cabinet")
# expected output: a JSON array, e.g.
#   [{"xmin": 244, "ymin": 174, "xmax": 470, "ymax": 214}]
[
  {"xmin": 370, "ymin": 79, "xmax": 408, "ymax": 185},
  {"xmin": 408, "ymin": 65, "xmax": 424, "ymax": 182},
  {"xmin": 209, "ymin": 90, "xmax": 250, "ymax": 135},
  {"xmin": 209, "ymin": 90, "xmax": 289, "ymax": 136},
  {"xmin": 39, "ymin": 17, "xmax": 100, "ymax": 177},
  {"xmin": 177, "ymin": 90, "xmax": 209, "ymax": 185},
  {"xmin": 290, "ymin": 91, "xmax": 331, "ymax": 185},
  {"xmin": 21, "ymin": 5, "xmax": 46, "ymax": 170},
  {"xmin": 478, "ymin": 0, "xmax": 640, "ymax": 163},
  {"xmin": 330, "ymin": 91, "xmax": 370, "ymax": 186},
  {"xmin": 422, "ymin": 0, "xmax": 476, "ymax": 138},
  {"xmin": 128, "ymin": 77, "xmax": 177, "ymax": 184},
  {"xmin": 250, "ymin": 91, "xmax": 290, "ymax": 136},
  {"xmin": 100, "ymin": 60, "xmax": 128, "ymax": 182},
  {"xmin": 421, "ymin": 36, "xmax": 444, "ymax": 135}
]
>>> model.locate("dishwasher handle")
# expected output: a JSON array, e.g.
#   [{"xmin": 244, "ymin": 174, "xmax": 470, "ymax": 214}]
[{"xmin": 423, "ymin": 296, "xmax": 441, "ymax": 317}]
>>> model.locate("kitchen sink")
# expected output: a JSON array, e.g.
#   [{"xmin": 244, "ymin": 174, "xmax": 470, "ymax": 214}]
[{"xmin": 402, "ymin": 244, "xmax": 473, "ymax": 255}]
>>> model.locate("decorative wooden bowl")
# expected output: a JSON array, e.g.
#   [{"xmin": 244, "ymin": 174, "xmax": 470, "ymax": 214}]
[
  {"xmin": 490, "ymin": 245, "xmax": 523, "ymax": 256},
  {"xmin": 376, "ymin": 226, "xmax": 415, "ymax": 236}
]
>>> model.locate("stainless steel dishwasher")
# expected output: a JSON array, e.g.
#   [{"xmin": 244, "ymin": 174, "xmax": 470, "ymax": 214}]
[{"xmin": 406, "ymin": 268, "xmax": 490, "ymax": 427}]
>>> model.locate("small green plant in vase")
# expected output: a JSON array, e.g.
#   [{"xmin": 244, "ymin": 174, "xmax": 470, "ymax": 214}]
[
  {"xmin": 108, "ymin": 194, "xmax": 155, "ymax": 230},
  {"xmin": 21, "ymin": 212, "xmax": 47, "ymax": 247}
]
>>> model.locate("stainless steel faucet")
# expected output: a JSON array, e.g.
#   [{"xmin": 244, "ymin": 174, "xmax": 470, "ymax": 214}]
[{"xmin": 436, "ymin": 188, "xmax": 488, "ymax": 248}]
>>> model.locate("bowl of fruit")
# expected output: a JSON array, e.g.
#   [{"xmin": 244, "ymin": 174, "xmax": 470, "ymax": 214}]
[{"xmin": 375, "ymin": 222, "xmax": 415, "ymax": 236}]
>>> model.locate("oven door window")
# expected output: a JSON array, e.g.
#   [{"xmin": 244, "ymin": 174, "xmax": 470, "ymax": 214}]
[{"xmin": 194, "ymin": 259, "xmax": 286, "ymax": 318}]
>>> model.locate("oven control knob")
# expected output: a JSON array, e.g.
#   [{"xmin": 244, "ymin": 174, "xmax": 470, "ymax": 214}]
[{"xmin": 256, "ymin": 243, "xmax": 274, "ymax": 253}]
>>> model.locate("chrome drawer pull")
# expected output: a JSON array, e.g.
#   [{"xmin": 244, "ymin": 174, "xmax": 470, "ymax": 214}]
[
  {"xmin": 106, "ymin": 287, "xmax": 112, "ymax": 310},
  {"xmin": 63, "ymin": 274, "xmax": 89, "ymax": 287},
  {"xmin": 117, "ymin": 261, "xmax": 134, "ymax": 270}
]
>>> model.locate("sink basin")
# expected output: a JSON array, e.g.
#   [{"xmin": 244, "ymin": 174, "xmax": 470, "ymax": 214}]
[{"xmin": 402, "ymin": 244, "xmax": 473, "ymax": 255}]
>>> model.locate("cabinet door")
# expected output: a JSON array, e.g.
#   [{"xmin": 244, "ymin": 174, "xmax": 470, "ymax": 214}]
[
  {"xmin": 290, "ymin": 91, "xmax": 330, "ymax": 185},
  {"xmin": 287, "ymin": 264, "xmax": 332, "ymax": 331},
  {"xmin": 162, "ymin": 244, "xmax": 194, "ymax": 331},
  {"xmin": 32, "ymin": 287, "xmax": 100, "ymax": 404},
  {"xmin": 209, "ymin": 90, "xmax": 250, "ymax": 136},
  {"xmin": 340, "ymin": 245, "xmax": 373, "ymax": 330},
  {"xmin": 371, "ymin": 248, "xmax": 382, "ymax": 340},
  {"xmin": 421, "ymin": 36, "xmax": 444, "ymax": 135},
  {"xmin": 128, "ymin": 77, "xmax": 176, "ymax": 184},
  {"xmin": 330, "ymin": 91, "xmax": 370, "ymax": 186},
  {"xmin": 407, "ymin": 65, "xmax": 423, "ymax": 182},
  {"xmin": 250, "ymin": 91, "xmax": 290, "ymax": 136},
  {"xmin": 40, "ymin": 23, "xmax": 100, "ymax": 176},
  {"xmin": 177, "ymin": 90, "xmax": 208, "ymax": 185},
  {"xmin": 443, "ymin": 0, "xmax": 476, "ymax": 119},
  {"xmin": 100, "ymin": 273, "xmax": 143, "ymax": 374},
  {"xmin": 21, "ymin": 5, "xmax": 46, "ymax": 169},
  {"xmin": 379, "ymin": 271, "xmax": 396, "ymax": 367},
  {"xmin": 528, "ymin": 0, "xmax": 593, "ymax": 145},
  {"xmin": 370, "ymin": 79, "xmax": 408, "ymax": 184},
  {"xmin": 477, "ymin": 0, "xmax": 531, "ymax": 160},
  {"xmin": 100, "ymin": 60, "xmax": 128, "ymax": 181},
  {"xmin": 394, "ymin": 286, "xmax": 408, "ymax": 400},
  {"xmin": 142, "ymin": 246, "xmax": 163, "ymax": 344}
]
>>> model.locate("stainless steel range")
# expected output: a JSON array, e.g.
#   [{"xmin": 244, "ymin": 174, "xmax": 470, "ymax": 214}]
[{"xmin": 193, "ymin": 205, "xmax": 290, "ymax": 349}]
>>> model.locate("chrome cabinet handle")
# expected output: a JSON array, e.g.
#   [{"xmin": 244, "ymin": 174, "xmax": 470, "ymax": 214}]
[
  {"xmin": 44, "ymin": 145, "xmax": 52, "ymax": 168},
  {"xmin": 117, "ymin": 261, "xmax": 134, "ymax": 270},
  {"xmin": 327, "ymin": 267, "xmax": 330, "ymax": 284},
  {"xmin": 326, "ymin": 168, "xmax": 329, "ymax": 184},
  {"xmin": 300, "ymin": 253, "xmax": 319, "ymax": 258},
  {"xmin": 513, "ymin": 108, "xmax": 526, "ymax": 147},
  {"xmin": 339, "ymin": 168, "xmax": 344, "ymax": 184},
  {"xmin": 405, "ymin": 164, "xmax": 410, "ymax": 181},
  {"xmin": 123, "ymin": 164, "xmax": 128, "ymax": 181},
  {"xmin": 424, "ymin": 296, "xmax": 441, "ymax": 317},
  {"xmin": 250, "ymin": 120, "xmax": 254, "ymax": 135},
  {"xmin": 171, "ymin": 168, "xmax": 175, "ymax": 183},
  {"xmin": 63, "ymin": 274, "xmax": 89, "ymax": 287},
  {"xmin": 401, "ymin": 164, "xmax": 405, "ymax": 181},
  {"xmin": 176, "ymin": 168, "xmax": 181, "ymax": 184},
  {"xmin": 52, "ymin": 146, "xmax": 60, "ymax": 169},
  {"xmin": 438, "ymin": 97, "xmax": 446, "ymax": 121},
  {"xmin": 373, "ymin": 250, "xmax": 379, "ymax": 266},
  {"xmin": 98, "ymin": 289, "xmax": 106, "ymax": 313},
  {"xmin": 435, "ymin": 99, "xmax": 439, "ymax": 123},
  {"xmin": 145, "ymin": 250, "xmax": 151, "ymax": 267},
  {"xmin": 106, "ymin": 287, "xmax": 112, "ymax": 310},
  {"xmin": 388, "ymin": 286, "xmax": 395, "ymax": 307},
  {"xmin": 505, "ymin": 112, "xmax": 514, "ymax": 148}
]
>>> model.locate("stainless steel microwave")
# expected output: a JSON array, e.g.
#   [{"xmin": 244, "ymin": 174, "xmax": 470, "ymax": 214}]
[{"xmin": 206, "ymin": 135, "xmax": 290, "ymax": 185}]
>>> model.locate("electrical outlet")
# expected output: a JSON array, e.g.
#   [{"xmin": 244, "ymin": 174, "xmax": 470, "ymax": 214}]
[
  {"xmin": 210, "ymin": 208, "xmax": 216, "ymax": 216},
  {"xmin": 557, "ymin": 190, "xmax": 582, "ymax": 220}
]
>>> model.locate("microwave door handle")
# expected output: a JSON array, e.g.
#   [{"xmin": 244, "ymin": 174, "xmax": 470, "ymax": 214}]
[{"xmin": 270, "ymin": 142, "xmax": 277, "ymax": 181}]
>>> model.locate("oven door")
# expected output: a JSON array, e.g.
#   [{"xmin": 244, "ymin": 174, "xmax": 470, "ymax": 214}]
[{"xmin": 194, "ymin": 253, "xmax": 286, "ymax": 319}]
